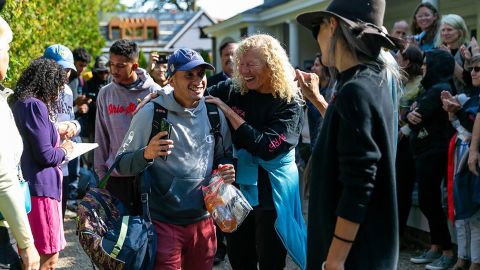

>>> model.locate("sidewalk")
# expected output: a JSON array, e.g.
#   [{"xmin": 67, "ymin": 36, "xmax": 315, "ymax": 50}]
[{"xmin": 58, "ymin": 210, "xmax": 426, "ymax": 270}]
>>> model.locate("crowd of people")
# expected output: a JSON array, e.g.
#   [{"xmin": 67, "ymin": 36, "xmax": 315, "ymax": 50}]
[{"xmin": 1, "ymin": 0, "xmax": 480, "ymax": 269}]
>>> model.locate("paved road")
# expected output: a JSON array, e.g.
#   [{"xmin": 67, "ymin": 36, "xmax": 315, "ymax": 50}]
[{"xmin": 58, "ymin": 210, "xmax": 427, "ymax": 270}]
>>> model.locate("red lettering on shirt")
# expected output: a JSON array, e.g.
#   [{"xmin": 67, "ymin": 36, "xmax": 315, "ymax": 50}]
[
  {"xmin": 125, "ymin": 102, "xmax": 136, "ymax": 114},
  {"xmin": 107, "ymin": 102, "xmax": 137, "ymax": 115},
  {"xmin": 231, "ymin": 106, "xmax": 246, "ymax": 119},
  {"xmin": 268, "ymin": 134, "xmax": 287, "ymax": 152}
]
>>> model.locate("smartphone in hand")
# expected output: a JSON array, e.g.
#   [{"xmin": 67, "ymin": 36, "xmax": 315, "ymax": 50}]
[{"xmin": 159, "ymin": 119, "xmax": 172, "ymax": 160}]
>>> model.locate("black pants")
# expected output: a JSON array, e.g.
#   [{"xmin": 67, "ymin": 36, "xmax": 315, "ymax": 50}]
[
  {"xmin": 216, "ymin": 225, "xmax": 227, "ymax": 259},
  {"xmin": 62, "ymin": 175, "xmax": 69, "ymax": 218},
  {"xmin": 0, "ymin": 227, "xmax": 21, "ymax": 270},
  {"xmin": 415, "ymin": 152, "xmax": 452, "ymax": 250},
  {"xmin": 107, "ymin": 176, "xmax": 140, "ymax": 215},
  {"xmin": 226, "ymin": 208, "xmax": 287, "ymax": 270},
  {"xmin": 396, "ymin": 138, "xmax": 416, "ymax": 236}
]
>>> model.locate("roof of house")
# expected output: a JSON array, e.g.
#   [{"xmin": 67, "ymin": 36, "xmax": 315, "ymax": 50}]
[
  {"xmin": 99, "ymin": 10, "xmax": 215, "ymax": 48},
  {"xmin": 241, "ymin": 0, "xmax": 290, "ymax": 15}
]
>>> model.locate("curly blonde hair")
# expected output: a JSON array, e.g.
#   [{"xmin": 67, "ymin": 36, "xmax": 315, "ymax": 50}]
[{"xmin": 232, "ymin": 34, "xmax": 300, "ymax": 102}]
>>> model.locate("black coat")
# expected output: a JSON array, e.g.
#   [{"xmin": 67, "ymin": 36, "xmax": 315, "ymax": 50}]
[
  {"xmin": 408, "ymin": 49, "xmax": 455, "ymax": 157},
  {"xmin": 207, "ymin": 72, "xmax": 229, "ymax": 88},
  {"xmin": 307, "ymin": 65, "xmax": 398, "ymax": 269}
]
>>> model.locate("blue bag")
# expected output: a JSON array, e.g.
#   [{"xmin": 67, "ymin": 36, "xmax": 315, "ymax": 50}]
[
  {"xmin": 77, "ymin": 154, "xmax": 156, "ymax": 270},
  {"xmin": 0, "ymin": 166, "xmax": 31, "ymax": 221}
]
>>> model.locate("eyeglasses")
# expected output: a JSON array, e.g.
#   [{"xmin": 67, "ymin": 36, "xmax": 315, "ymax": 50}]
[
  {"xmin": 472, "ymin": 66, "xmax": 480, "ymax": 73},
  {"xmin": 415, "ymin": 13, "xmax": 433, "ymax": 19}
]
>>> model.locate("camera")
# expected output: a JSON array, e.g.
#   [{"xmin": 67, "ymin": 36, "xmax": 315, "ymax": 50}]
[{"xmin": 156, "ymin": 54, "xmax": 169, "ymax": 64}]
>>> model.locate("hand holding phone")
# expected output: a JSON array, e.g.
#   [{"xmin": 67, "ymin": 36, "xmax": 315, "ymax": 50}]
[
  {"xmin": 144, "ymin": 119, "xmax": 174, "ymax": 161},
  {"xmin": 159, "ymin": 119, "xmax": 172, "ymax": 160}
]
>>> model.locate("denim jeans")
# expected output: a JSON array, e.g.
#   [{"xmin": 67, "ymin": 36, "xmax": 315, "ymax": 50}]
[{"xmin": 456, "ymin": 209, "xmax": 480, "ymax": 263}]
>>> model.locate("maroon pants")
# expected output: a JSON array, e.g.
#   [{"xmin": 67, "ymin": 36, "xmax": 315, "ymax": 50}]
[{"xmin": 153, "ymin": 218, "xmax": 216, "ymax": 270}]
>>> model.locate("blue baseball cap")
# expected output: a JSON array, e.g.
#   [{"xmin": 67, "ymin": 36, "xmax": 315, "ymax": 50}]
[
  {"xmin": 167, "ymin": 48, "xmax": 214, "ymax": 78},
  {"xmin": 43, "ymin": 44, "xmax": 77, "ymax": 72}
]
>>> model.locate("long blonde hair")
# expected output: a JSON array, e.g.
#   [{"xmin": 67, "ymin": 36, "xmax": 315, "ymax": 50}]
[{"xmin": 232, "ymin": 34, "xmax": 300, "ymax": 102}]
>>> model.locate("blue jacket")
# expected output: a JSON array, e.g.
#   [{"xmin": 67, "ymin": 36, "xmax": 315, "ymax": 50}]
[{"xmin": 235, "ymin": 148, "xmax": 306, "ymax": 270}]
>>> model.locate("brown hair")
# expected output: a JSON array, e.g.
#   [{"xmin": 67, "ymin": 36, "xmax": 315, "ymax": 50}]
[{"xmin": 410, "ymin": 2, "xmax": 440, "ymax": 44}]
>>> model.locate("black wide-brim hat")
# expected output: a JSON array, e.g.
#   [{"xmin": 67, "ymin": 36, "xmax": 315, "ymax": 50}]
[{"xmin": 297, "ymin": 0, "xmax": 402, "ymax": 50}]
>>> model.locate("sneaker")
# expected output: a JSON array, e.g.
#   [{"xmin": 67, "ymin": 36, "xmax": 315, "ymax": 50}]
[
  {"xmin": 425, "ymin": 255, "xmax": 456, "ymax": 270},
  {"xmin": 410, "ymin": 250, "xmax": 442, "ymax": 264}
]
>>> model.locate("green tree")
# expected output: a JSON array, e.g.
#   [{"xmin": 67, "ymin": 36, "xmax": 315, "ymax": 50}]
[
  {"xmin": 138, "ymin": 49, "xmax": 147, "ymax": 69},
  {"xmin": 131, "ymin": 0, "xmax": 197, "ymax": 12},
  {"xmin": 0, "ymin": 0, "xmax": 123, "ymax": 88}
]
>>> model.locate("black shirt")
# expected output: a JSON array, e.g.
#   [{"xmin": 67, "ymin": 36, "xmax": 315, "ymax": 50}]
[{"xmin": 208, "ymin": 80, "xmax": 303, "ymax": 208}]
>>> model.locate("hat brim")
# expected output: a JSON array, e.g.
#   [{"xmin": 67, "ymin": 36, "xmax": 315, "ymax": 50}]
[
  {"xmin": 297, "ymin": 10, "xmax": 400, "ymax": 50},
  {"xmin": 297, "ymin": 10, "xmax": 354, "ymax": 33},
  {"xmin": 57, "ymin": 60, "xmax": 77, "ymax": 72},
  {"xmin": 177, "ymin": 60, "xmax": 215, "ymax": 73}
]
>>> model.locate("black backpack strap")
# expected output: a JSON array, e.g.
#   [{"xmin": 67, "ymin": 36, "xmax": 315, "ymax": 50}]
[
  {"xmin": 140, "ymin": 102, "xmax": 169, "ymax": 221},
  {"xmin": 205, "ymin": 103, "xmax": 220, "ymax": 140},
  {"xmin": 205, "ymin": 102, "xmax": 225, "ymax": 156},
  {"xmin": 150, "ymin": 102, "xmax": 168, "ymax": 141}
]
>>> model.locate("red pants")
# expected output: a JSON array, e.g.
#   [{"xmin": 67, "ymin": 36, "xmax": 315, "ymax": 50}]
[{"xmin": 153, "ymin": 218, "xmax": 216, "ymax": 270}]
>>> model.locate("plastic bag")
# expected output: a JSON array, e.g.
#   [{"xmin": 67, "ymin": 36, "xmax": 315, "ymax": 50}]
[{"xmin": 202, "ymin": 171, "xmax": 252, "ymax": 232}]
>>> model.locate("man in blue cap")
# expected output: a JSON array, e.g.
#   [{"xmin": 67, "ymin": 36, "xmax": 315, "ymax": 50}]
[
  {"xmin": 115, "ymin": 48, "xmax": 235, "ymax": 270},
  {"xmin": 43, "ymin": 44, "xmax": 82, "ymax": 219}
]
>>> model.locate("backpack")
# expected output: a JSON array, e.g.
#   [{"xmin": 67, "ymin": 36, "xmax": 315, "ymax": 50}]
[
  {"xmin": 76, "ymin": 153, "xmax": 156, "ymax": 270},
  {"xmin": 151, "ymin": 101, "xmax": 222, "ymax": 143},
  {"xmin": 76, "ymin": 101, "xmax": 222, "ymax": 270}
]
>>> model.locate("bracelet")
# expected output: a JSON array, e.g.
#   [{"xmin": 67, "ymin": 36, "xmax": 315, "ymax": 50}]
[{"xmin": 333, "ymin": 233, "xmax": 354, "ymax": 244}]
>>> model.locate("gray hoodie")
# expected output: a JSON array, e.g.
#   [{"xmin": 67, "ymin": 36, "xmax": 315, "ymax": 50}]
[
  {"xmin": 94, "ymin": 68, "xmax": 162, "ymax": 180},
  {"xmin": 116, "ymin": 91, "xmax": 232, "ymax": 225}
]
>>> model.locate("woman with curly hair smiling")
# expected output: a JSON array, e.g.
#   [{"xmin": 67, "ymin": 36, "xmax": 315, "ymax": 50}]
[
  {"xmin": 11, "ymin": 58, "xmax": 73, "ymax": 270},
  {"xmin": 205, "ymin": 34, "xmax": 306, "ymax": 269}
]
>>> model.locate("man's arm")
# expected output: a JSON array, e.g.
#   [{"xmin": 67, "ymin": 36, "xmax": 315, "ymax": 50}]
[
  {"xmin": 94, "ymin": 92, "xmax": 110, "ymax": 180},
  {"xmin": 117, "ymin": 102, "xmax": 173, "ymax": 175}
]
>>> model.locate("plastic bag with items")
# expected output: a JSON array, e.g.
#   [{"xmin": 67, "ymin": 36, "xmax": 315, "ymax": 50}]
[{"xmin": 202, "ymin": 171, "xmax": 252, "ymax": 232}]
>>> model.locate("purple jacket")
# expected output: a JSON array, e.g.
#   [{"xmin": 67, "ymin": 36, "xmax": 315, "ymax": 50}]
[{"xmin": 12, "ymin": 97, "xmax": 65, "ymax": 201}]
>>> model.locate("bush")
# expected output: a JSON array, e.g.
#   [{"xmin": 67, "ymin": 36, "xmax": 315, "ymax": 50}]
[{"xmin": 0, "ymin": 0, "xmax": 122, "ymax": 88}]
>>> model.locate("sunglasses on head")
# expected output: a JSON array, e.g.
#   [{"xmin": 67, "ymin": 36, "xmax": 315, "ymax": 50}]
[{"xmin": 472, "ymin": 66, "xmax": 480, "ymax": 72}]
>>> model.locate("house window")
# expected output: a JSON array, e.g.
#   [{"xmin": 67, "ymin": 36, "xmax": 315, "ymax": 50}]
[
  {"xmin": 135, "ymin": 28, "xmax": 144, "ymax": 39},
  {"xmin": 125, "ymin": 28, "xmax": 133, "ymax": 37},
  {"xmin": 147, "ymin": 27, "xmax": 157, "ymax": 40},
  {"xmin": 240, "ymin": 27, "xmax": 248, "ymax": 38},
  {"xmin": 111, "ymin": 27, "xmax": 121, "ymax": 40}
]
